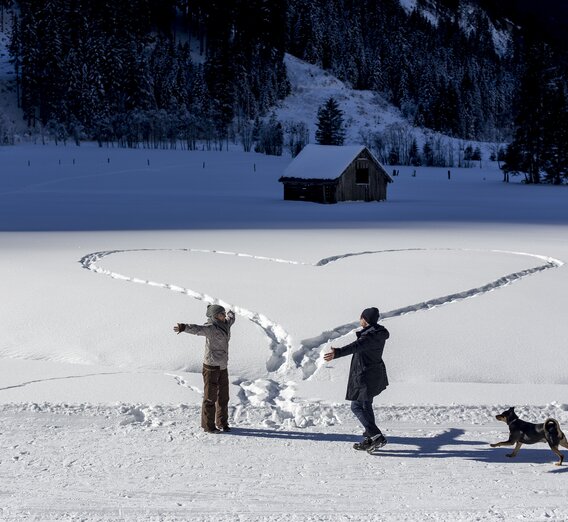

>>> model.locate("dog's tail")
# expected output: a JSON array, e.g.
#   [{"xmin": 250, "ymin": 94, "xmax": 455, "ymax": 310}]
[{"xmin": 544, "ymin": 418, "xmax": 563, "ymax": 447}]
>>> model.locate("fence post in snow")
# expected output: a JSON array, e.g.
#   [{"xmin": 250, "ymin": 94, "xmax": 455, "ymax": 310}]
[
  {"xmin": 203, "ymin": 161, "xmax": 205, "ymax": 169},
  {"xmin": 254, "ymin": 163, "xmax": 256, "ymax": 172},
  {"xmin": 448, "ymin": 170, "xmax": 451, "ymax": 180}
]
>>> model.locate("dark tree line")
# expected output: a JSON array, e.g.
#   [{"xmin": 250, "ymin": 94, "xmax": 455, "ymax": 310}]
[
  {"xmin": 6, "ymin": 0, "xmax": 515, "ymax": 146},
  {"xmin": 6, "ymin": 0, "xmax": 568, "ymax": 174},
  {"xmin": 502, "ymin": 42, "xmax": 568, "ymax": 184},
  {"xmin": 287, "ymin": 0, "xmax": 515, "ymax": 142},
  {"xmin": 9, "ymin": 0, "xmax": 289, "ymax": 148},
  {"xmin": 288, "ymin": 0, "xmax": 568, "ymax": 179}
]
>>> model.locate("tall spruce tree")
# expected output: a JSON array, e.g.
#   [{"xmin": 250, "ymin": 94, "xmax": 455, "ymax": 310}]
[{"xmin": 315, "ymin": 97, "xmax": 345, "ymax": 145}]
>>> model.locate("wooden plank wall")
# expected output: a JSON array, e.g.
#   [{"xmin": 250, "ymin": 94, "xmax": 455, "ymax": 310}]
[{"xmin": 336, "ymin": 150, "xmax": 388, "ymax": 201}]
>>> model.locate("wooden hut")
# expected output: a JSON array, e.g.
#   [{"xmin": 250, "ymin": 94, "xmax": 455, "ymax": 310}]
[{"xmin": 279, "ymin": 144, "xmax": 392, "ymax": 204}]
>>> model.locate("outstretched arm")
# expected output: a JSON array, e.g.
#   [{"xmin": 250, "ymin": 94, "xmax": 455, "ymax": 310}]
[
  {"xmin": 173, "ymin": 323, "xmax": 208, "ymax": 336},
  {"xmin": 333, "ymin": 329, "xmax": 389, "ymax": 358}
]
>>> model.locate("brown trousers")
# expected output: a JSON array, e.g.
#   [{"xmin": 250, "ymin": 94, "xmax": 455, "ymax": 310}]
[{"xmin": 201, "ymin": 364, "xmax": 229, "ymax": 430}]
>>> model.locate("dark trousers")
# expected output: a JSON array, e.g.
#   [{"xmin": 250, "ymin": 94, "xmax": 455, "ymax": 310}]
[
  {"xmin": 351, "ymin": 399, "xmax": 382, "ymax": 437},
  {"xmin": 201, "ymin": 364, "xmax": 229, "ymax": 431}
]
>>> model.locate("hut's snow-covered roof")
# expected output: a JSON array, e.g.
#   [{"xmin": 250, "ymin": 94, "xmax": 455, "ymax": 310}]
[{"xmin": 283, "ymin": 144, "xmax": 370, "ymax": 180}]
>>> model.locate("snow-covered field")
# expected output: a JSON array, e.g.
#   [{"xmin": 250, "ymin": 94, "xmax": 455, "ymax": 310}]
[{"xmin": 1, "ymin": 143, "xmax": 568, "ymax": 521}]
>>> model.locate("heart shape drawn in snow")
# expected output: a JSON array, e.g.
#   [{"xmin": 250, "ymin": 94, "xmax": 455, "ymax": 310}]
[{"xmin": 80, "ymin": 248, "xmax": 563, "ymax": 381}]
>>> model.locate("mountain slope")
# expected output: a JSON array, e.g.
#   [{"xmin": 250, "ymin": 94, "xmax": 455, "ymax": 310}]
[
  {"xmin": 276, "ymin": 54, "xmax": 408, "ymax": 144},
  {"xmin": 275, "ymin": 53, "xmax": 496, "ymax": 165}
]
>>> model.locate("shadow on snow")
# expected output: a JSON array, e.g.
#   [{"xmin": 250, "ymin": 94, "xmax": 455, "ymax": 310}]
[{"xmin": 227, "ymin": 427, "xmax": 565, "ymax": 466}]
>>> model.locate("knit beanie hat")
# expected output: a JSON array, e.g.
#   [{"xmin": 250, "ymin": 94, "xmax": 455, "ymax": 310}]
[
  {"xmin": 206, "ymin": 304, "xmax": 226, "ymax": 318},
  {"xmin": 361, "ymin": 307, "xmax": 380, "ymax": 325}
]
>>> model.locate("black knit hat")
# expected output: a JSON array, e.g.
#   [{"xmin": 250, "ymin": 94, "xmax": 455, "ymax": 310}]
[{"xmin": 361, "ymin": 307, "xmax": 380, "ymax": 325}]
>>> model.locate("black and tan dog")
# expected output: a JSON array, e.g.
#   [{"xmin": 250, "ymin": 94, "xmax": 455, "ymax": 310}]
[{"xmin": 491, "ymin": 407, "xmax": 568, "ymax": 466}]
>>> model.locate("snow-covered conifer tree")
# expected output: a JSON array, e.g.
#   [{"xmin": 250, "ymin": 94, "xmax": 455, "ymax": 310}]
[{"xmin": 315, "ymin": 97, "xmax": 345, "ymax": 146}]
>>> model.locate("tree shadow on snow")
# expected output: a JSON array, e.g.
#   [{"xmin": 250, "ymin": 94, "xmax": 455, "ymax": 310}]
[{"xmin": 229, "ymin": 427, "xmax": 563, "ymax": 465}]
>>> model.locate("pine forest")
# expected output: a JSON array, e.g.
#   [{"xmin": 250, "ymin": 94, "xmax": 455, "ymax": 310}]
[{"xmin": 3, "ymin": 0, "xmax": 568, "ymax": 182}]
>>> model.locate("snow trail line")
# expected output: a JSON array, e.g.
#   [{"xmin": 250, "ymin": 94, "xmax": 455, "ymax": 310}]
[
  {"xmin": 80, "ymin": 247, "xmax": 563, "ymax": 385},
  {"xmin": 80, "ymin": 248, "xmax": 296, "ymax": 373},
  {"xmin": 296, "ymin": 248, "xmax": 564, "ymax": 379},
  {"xmin": 0, "ymin": 372, "xmax": 128, "ymax": 392}
]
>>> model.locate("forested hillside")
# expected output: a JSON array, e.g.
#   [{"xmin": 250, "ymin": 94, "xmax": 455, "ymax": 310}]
[
  {"xmin": 3, "ymin": 0, "xmax": 568, "ymax": 179},
  {"xmin": 8, "ymin": 0, "xmax": 289, "ymax": 148}
]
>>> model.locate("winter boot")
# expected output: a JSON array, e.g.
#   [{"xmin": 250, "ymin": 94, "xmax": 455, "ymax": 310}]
[
  {"xmin": 367, "ymin": 433, "xmax": 388, "ymax": 452},
  {"xmin": 353, "ymin": 437, "xmax": 373, "ymax": 451}
]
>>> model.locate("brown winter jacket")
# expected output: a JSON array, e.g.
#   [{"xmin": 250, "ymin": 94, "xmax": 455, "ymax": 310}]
[{"xmin": 184, "ymin": 311, "xmax": 235, "ymax": 370}]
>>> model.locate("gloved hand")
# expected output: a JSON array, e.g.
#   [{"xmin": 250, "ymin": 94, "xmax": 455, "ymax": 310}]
[{"xmin": 174, "ymin": 323, "xmax": 186, "ymax": 334}]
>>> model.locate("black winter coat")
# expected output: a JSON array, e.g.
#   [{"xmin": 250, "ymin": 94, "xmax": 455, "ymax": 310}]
[{"xmin": 334, "ymin": 324, "xmax": 389, "ymax": 401}]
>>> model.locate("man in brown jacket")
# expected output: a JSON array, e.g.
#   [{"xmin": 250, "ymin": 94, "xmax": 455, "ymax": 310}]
[{"xmin": 174, "ymin": 304, "xmax": 236, "ymax": 433}]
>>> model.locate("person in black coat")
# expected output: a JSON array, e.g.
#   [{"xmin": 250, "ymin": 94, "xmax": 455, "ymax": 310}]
[{"xmin": 324, "ymin": 307, "xmax": 390, "ymax": 451}]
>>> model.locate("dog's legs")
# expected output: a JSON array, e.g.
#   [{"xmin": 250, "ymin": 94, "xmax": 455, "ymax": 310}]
[
  {"xmin": 506, "ymin": 441, "xmax": 522, "ymax": 458},
  {"xmin": 490, "ymin": 440, "xmax": 514, "ymax": 448},
  {"xmin": 559, "ymin": 436, "xmax": 568, "ymax": 450},
  {"xmin": 549, "ymin": 446, "xmax": 564, "ymax": 466}
]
